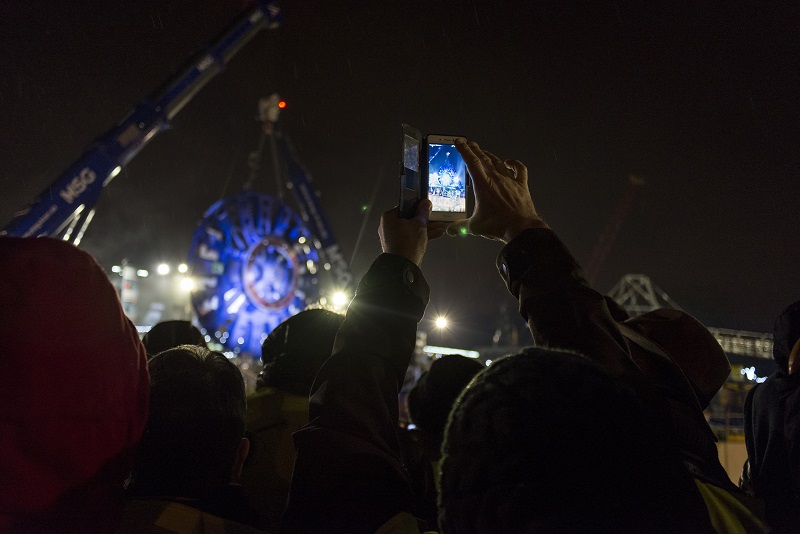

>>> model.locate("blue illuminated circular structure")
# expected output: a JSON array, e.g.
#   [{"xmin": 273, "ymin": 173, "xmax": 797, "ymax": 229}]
[{"xmin": 187, "ymin": 191, "xmax": 321, "ymax": 355}]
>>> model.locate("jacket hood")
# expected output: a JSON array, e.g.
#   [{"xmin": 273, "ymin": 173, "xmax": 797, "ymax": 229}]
[
  {"xmin": 773, "ymin": 300, "xmax": 800, "ymax": 373},
  {"xmin": 0, "ymin": 237, "xmax": 149, "ymax": 524}
]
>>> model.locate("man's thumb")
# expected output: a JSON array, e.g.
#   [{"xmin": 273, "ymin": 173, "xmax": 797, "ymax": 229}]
[{"xmin": 446, "ymin": 219, "xmax": 469, "ymax": 237}]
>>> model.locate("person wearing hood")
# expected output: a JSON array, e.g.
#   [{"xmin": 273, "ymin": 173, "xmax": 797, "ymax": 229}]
[
  {"xmin": 743, "ymin": 299, "xmax": 800, "ymax": 532},
  {"xmin": 0, "ymin": 237, "xmax": 150, "ymax": 532},
  {"xmin": 240, "ymin": 309, "xmax": 344, "ymax": 532}
]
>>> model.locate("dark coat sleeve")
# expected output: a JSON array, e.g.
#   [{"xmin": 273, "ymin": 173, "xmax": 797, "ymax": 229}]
[
  {"xmin": 496, "ymin": 228, "xmax": 638, "ymax": 376},
  {"xmin": 282, "ymin": 253, "xmax": 428, "ymax": 534}
]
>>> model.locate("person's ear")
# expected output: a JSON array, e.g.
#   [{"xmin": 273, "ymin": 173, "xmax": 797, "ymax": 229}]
[{"xmin": 233, "ymin": 437, "xmax": 250, "ymax": 481}]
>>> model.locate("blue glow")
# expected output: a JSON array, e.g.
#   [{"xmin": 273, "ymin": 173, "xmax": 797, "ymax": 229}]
[{"xmin": 188, "ymin": 192, "xmax": 321, "ymax": 355}]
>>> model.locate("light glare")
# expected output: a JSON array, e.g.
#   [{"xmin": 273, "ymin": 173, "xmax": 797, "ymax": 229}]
[
  {"xmin": 180, "ymin": 277, "xmax": 195, "ymax": 291},
  {"xmin": 332, "ymin": 292, "xmax": 348, "ymax": 307}
]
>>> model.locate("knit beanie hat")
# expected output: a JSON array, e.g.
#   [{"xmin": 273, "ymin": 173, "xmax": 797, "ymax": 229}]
[
  {"xmin": 408, "ymin": 354, "xmax": 484, "ymax": 438},
  {"xmin": 142, "ymin": 320, "xmax": 207, "ymax": 358},
  {"xmin": 0, "ymin": 237, "xmax": 149, "ymax": 526},
  {"xmin": 258, "ymin": 308, "xmax": 344, "ymax": 396}
]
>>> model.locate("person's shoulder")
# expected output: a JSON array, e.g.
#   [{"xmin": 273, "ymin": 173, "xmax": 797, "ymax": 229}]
[
  {"xmin": 118, "ymin": 498, "xmax": 268, "ymax": 533},
  {"xmin": 374, "ymin": 511, "xmax": 428, "ymax": 534}
]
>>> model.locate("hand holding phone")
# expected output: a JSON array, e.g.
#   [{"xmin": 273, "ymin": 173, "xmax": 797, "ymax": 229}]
[{"xmin": 448, "ymin": 139, "xmax": 547, "ymax": 243}]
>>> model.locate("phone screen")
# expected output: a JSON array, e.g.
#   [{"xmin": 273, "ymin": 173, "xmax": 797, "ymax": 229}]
[{"xmin": 428, "ymin": 142, "xmax": 467, "ymax": 214}]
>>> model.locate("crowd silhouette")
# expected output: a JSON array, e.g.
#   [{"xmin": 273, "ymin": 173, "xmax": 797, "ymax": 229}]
[{"xmin": 2, "ymin": 139, "xmax": 797, "ymax": 533}]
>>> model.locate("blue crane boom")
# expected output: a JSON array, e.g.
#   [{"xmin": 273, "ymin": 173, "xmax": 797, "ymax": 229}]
[{"xmin": 2, "ymin": 1, "xmax": 282, "ymax": 239}]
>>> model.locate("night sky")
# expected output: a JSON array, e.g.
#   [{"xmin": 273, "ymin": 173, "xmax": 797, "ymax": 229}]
[{"xmin": 1, "ymin": 0, "xmax": 798, "ymax": 348}]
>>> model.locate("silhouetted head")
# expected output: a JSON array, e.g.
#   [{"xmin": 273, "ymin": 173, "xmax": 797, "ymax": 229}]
[
  {"xmin": 258, "ymin": 309, "xmax": 345, "ymax": 396},
  {"xmin": 142, "ymin": 319, "xmax": 207, "ymax": 358},
  {"xmin": 408, "ymin": 354, "xmax": 484, "ymax": 449},
  {"xmin": 127, "ymin": 345, "xmax": 247, "ymax": 498},
  {"xmin": 439, "ymin": 347, "xmax": 698, "ymax": 533},
  {"xmin": 774, "ymin": 300, "xmax": 800, "ymax": 374}
]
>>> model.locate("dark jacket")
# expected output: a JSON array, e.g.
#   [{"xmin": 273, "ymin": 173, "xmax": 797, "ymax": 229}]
[
  {"xmin": 743, "ymin": 299, "xmax": 800, "ymax": 532},
  {"xmin": 498, "ymin": 228, "xmax": 766, "ymax": 532},
  {"xmin": 282, "ymin": 253, "xmax": 429, "ymax": 533},
  {"xmin": 283, "ymin": 231, "xmax": 765, "ymax": 532}
]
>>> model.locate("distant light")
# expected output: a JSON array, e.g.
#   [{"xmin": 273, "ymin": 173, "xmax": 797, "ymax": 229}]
[
  {"xmin": 137, "ymin": 269, "xmax": 149, "ymax": 277},
  {"xmin": 332, "ymin": 291, "xmax": 348, "ymax": 307},
  {"xmin": 459, "ymin": 227, "xmax": 468, "ymax": 236},
  {"xmin": 227, "ymin": 294, "xmax": 246, "ymax": 315},
  {"xmin": 485, "ymin": 359, "xmax": 493, "ymax": 366},
  {"xmin": 110, "ymin": 166, "xmax": 122, "ymax": 179},
  {"xmin": 178, "ymin": 263, "xmax": 188, "ymax": 273},
  {"xmin": 423, "ymin": 345, "xmax": 480, "ymax": 359},
  {"xmin": 741, "ymin": 366, "xmax": 768, "ymax": 383},
  {"xmin": 157, "ymin": 263, "xmax": 170, "ymax": 275},
  {"xmin": 180, "ymin": 277, "xmax": 195, "ymax": 291},
  {"xmin": 435, "ymin": 316, "xmax": 448, "ymax": 329},
  {"xmin": 238, "ymin": 337, "xmax": 245, "ymax": 345},
  {"xmin": 204, "ymin": 335, "xmax": 211, "ymax": 342},
  {"xmin": 360, "ymin": 204, "xmax": 369, "ymax": 212},
  {"xmin": 298, "ymin": 236, "xmax": 306, "ymax": 244},
  {"xmin": 278, "ymin": 100, "xmax": 287, "ymax": 109},
  {"xmin": 323, "ymin": 263, "xmax": 331, "ymax": 270},
  {"xmin": 111, "ymin": 265, "xmax": 121, "ymax": 273}
]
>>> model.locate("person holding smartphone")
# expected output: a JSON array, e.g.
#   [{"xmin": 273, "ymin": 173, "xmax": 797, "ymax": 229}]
[{"xmin": 283, "ymin": 139, "xmax": 760, "ymax": 532}]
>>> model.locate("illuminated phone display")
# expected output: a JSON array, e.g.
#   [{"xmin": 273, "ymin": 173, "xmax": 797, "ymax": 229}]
[{"xmin": 428, "ymin": 142, "xmax": 467, "ymax": 214}]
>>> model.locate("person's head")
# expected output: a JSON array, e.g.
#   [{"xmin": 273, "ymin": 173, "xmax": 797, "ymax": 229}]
[
  {"xmin": 407, "ymin": 355, "xmax": 483, "ymax": 454},
  {"xmin": 141, "ymin": 319, "xmax": 207, "ymax": 358},
  {"xmin": 773, "ymin": 300, "xmax": 800, "ymax": 375},
  {"xmin": 258, "ymin": 309, "xmax": 345, "ymax": 396},
  {"xmin": 127, "ymin": 345, "xmax": 247, "ymax": 498},
  {"xmin": 0, "ymin": 237, "xmax": 149, "ymax": 531},
  {"xmin": 438, "ymin": 347, "xmax": 696, "ymax": 533}
]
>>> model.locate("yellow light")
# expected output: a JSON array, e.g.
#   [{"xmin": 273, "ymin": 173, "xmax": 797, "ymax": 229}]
[
  {"xmin": 178, "ymin": 263, "xmax": 188, "ymax": 273},
  {"xmin": 180, "ymin": 277, "xmax": 195, "ymax": 291},
  {"xmin": 332, "ymin": 292, "xmax": 348, "ymax": 307},
  {"xmin": 435, "ymin": 316, "xmax": 448, "ymax": 329},
  {"xmin": 157, "ymin": 263, "xmax": 170, "ymax": 275}
]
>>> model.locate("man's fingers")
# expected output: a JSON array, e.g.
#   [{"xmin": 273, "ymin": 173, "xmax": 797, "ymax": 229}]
[
  {"xmin": 446, "ymin": 219, "xmax": 470, "ymax": 237},
  {"xmin": 412, "ymin": 199, "xmax": 432, "ymax": 224},
  {"xmin": 427, "ymin": 222, "xmax": 447, "ymax": 240},
  {"xmin": 483, "ymin": 150, "xmax": 511, "ymax": 176},
  {"xmin": 456, "ymin": 139, "xmax": 489, "ymax": 186},
  {"xmin": 506, "ymin": 159, "xmax": 528, "ymax": 182}
]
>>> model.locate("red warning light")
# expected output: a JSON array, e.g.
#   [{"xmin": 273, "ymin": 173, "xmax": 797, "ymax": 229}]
[{"xmin": 278, "ymin": 101, "xmax": 287, "ymax": 109}]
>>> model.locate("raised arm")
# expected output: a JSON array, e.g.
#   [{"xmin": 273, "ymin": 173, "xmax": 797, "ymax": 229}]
[
  {"xmin": 450, "ymin": 139, "xmax": 637, "ymax": 376},
  {"xmin": 283, "ymin": 200, "xmax": 442, "ymax": 533}
]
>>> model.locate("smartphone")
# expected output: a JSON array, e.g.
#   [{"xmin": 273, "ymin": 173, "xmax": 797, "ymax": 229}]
[
  {"xmin": 400, "ymin": 124, "xmax": 423, "ymax": 219},
  {"xmin": 426, "ymin": 134, "xmax": 469, "ymax": 221}
]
